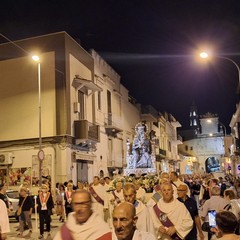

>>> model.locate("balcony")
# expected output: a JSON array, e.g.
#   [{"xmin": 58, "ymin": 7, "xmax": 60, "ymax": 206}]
[
  {"xmin": 74, "ymin": 120, "xmax": 100, "ymax": 145},
  {"xmin": 141, "ymin": 105, "xmax": 159, "ymax": 122},
  {"xmin": 171, "ymin": 135, "xmax": 183, "ymax": 145},
  {"xmin": 104, "ymin": 113, "xmax": 123, "ymax": 137}
]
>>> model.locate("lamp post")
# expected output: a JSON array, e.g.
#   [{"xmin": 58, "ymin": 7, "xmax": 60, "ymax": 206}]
[
  {"xmin": 32, "ymin": 55, "xmax": 44, "ymax": 186},
  {"xmin": 199, "ymin": 52, "xmax": 240, "ymax": 89}
]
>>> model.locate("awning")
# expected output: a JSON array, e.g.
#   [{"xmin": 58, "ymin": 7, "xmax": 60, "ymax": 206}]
[{"xmin": 72, "ymin": 76, "xmax": 103, "ymax": 96}]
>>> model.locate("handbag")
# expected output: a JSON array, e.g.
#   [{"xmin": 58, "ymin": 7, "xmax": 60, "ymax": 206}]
[
  {"xmin": 16, "ymin": 206, "xmax": 22, "ymax": 216},
  {"xmin": 17, "ymin": 196, "xmax": 27, "ymax": 216}
]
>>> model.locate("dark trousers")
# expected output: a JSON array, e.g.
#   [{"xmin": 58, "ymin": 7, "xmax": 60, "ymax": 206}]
[
  {"xmin": 208, "ymin": 231, "xmax": 213, "ymax": 240},
  {"xmin": 65, "ymin": 205, "xmax": 73, "ymax": 217},
  {"xmin": 39, "ymin": 210, "xmax": 51, "ymax": 235}
]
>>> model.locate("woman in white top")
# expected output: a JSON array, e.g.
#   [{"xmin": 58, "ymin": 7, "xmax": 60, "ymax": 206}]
[{"xmin": 0, "ymin": 198, "xmax": 10, "ymax": 239}]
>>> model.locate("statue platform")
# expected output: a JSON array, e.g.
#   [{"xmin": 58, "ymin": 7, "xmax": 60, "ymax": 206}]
[{"xmin": 123, "ymin": 168, "xmax": 156, "ymax": 177}]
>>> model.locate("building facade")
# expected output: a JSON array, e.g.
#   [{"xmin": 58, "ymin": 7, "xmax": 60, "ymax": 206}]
[
  {"xmin": 179, "ymin": 112, "xmax": 226, "ymax": 174},
  {"xmin": 0, "ymin": 32, "xmax": 183, "ymax": 190}
]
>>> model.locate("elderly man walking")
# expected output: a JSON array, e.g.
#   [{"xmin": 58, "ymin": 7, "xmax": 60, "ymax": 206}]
[
  {"xmin": 112, "ymin": 202, "xmax": 156, "ymax": 240},
  {"xmin": 199, "ymin": 186, "xmax": 229, "ymax": 240},
  {"xmin": 123, "ymin": 182, "xmax": 155, "ymax": 235},
  {"xmin": 54, "ymin": 189, "xmax": 112, "ymax": 240},
  {"xmin": 149, "ymin": 182, "xmax": 193, "ymax": 239},
  {"xmin": 177, "ymin": 184, "xmax": 204, "ymax": 240}
]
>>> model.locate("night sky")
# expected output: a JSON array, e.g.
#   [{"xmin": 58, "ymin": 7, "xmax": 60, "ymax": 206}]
[{"xmin": 1, "ymin": 0, "xmax": 240, "ymax": 131}]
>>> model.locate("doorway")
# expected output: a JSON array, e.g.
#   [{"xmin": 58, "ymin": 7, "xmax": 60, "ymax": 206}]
[{"xmin": 77, "ymin": 161, "xmax": 88, "ymax": 183}]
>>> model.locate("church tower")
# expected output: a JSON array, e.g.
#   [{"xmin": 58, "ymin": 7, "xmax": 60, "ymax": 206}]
[{"xmin": 190, "ymin": 102, "xmax": 200, "ymax": 132}]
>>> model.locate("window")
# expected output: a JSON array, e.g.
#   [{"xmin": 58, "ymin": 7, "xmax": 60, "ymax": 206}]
[
  {"xmin": 97, "ymin": 91, "xmax": 101, "ymax": 110},
  {"xmin": 193, "ymin": 119, "xmax": 197, "ymax": 126},
  {"xmin": 185, "ymin": 145, "xmax": 188, "ymax": 151},
  {"xmin": 168, "ymin": 140, "xmax": 171, "ymax": 152}
]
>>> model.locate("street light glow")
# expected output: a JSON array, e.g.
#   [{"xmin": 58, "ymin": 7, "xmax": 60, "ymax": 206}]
[
  {"xmin": 200, "ymin": 52, "xmax": 208, "ymax": 59},
  {"xmin": 32, "ymin": 55, "xmax": 40, "ymax": 61}
]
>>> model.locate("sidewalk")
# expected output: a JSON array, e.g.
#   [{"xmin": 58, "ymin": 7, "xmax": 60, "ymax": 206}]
[{"xmin": 8, "ymin": 214, "xmax": 63, "ymax": 240}]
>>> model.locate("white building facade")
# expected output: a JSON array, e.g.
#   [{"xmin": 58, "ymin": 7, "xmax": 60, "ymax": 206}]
[{"xmin": 0, "ymin": 32, "xmax": 183, "ymax": 190}]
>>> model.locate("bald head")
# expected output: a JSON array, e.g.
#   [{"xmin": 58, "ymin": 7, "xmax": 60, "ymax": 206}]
[
  {"xmin": 72, "ymin": 189, "xmax": 91, "ymax": 202},
  {"xmin": 112, "ymin": 202, "xmax": 138, "ymax": 240},
  {"xmin": 114, "ymin": 202, "xmax": 136, "ymax": 217},
  {"xmin": 177, "ymin": 184, "xmax": 188, "ymax": 200}
]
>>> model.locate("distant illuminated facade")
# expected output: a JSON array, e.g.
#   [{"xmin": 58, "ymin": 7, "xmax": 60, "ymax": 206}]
[{"xmin": 179, "ymin": 103, "xmax": 226, "ymax": 174}]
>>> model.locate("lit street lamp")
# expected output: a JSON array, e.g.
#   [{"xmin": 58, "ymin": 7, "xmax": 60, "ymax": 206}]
[
  {"xmin": 32, "ymin": 55, "xmax": 44, "ymax": 186},
  {"xmin": 199, "ymin": 51, "xmax": 240, "ymax": 88}
]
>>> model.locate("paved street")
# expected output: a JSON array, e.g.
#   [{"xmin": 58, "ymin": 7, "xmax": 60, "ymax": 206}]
[
  {"xmin": 8, "ymin": 215, "xmax": 63, "ymax": 240},
  {"xmin": 7, "ymin": 208, "xmax": 211, "ymax": 240}
]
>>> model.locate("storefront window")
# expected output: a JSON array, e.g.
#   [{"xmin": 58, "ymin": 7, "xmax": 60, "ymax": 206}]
[
  {"xmin": 32, "ymin": 154, "xmax": 52, "ymax": 186},
  {"xmin": 9, "ymin": 167, "xmax": 31, "ymax": 186}
]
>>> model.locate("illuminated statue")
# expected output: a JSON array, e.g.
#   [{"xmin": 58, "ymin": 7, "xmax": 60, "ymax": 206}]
[{"xmin": 127, "ymin": 122, "xmax": 153, "ymax": 169}]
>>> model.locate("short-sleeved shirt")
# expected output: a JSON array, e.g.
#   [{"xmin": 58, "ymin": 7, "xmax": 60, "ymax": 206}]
[{"xmin": 178, "ymin": 196, "xmax": 198, "ymax": 240}]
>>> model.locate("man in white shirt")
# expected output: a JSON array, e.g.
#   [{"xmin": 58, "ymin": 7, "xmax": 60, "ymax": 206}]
[
  {"xmin": 199, "ymin": 186, "xmax": 229, "ymax": 240},
  {"xmin": 112, "ymin": 202, "xmax": 156, "ymax": 240},
  {"xmin": 135, "ymin": 181, "xmax": 146, "ymax": 203},
  {"xmin": 107, "ymin": 181, "xmax": 124, "ymax": 227},
  {"xmin": 89, "ymin": 176, "xmax": 108, "ymax": 219}
]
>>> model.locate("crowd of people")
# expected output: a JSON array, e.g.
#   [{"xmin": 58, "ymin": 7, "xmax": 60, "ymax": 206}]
[{"xmin": 0, "ymin": 172, "xmax": 240, "ymax": 239}]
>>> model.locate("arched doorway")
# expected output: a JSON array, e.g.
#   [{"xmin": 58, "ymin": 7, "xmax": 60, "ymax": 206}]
[
  {"xmin": 99, "ymin": 170, "xmax": 104, "ymax": 178},
  {"xmin": 205, "ymin": 157, "xmax": 220, "ymax": 173}
]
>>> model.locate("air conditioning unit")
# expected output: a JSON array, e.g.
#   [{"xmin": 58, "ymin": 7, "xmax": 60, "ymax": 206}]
[{"xmin": 0, "ymin": 153, "xmax": 13, "ymax": 165}]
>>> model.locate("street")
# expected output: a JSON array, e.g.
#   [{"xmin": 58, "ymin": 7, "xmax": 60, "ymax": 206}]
[
  {"xmin": 7, "ymin": 213, "xmax": 211, "ymax": 240},
  {"xmin": 8, "ymin": 214, "xmax": 63, "ymax": 240}
]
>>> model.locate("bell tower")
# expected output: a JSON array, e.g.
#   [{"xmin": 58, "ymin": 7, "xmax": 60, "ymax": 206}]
[{"xmin": 190, "ymin": 101, "xmax": 200, "ymax": 132}]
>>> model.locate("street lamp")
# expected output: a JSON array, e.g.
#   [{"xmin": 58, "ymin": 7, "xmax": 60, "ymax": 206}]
[
  {"xmin": 219, "ymin": 122, "xmax": 226, "ymax": 136},
  {"xmin": 32, "ymin": 55, "xmax": 44, "ymax": 186},
  {"xmin": 199, "ymin": 51, "xmax": 240, "ymax": 88}
]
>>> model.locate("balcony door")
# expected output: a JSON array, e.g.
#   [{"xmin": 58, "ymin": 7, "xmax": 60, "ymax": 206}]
[
  {"xmin": 107, "ymin": 90, "xmax": 112, "ymax": 125},
  {"xmin": 77, "ymin": 161, "xmax": 88, "ymax": 183},
  {"xmin": 78, "ymin": 90, "xmax": 85, "ymax": 120}
]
